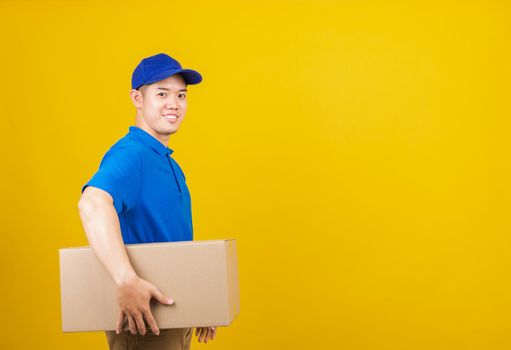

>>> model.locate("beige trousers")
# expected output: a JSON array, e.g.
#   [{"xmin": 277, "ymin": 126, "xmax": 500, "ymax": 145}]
[{"xmin": 105, "ymin": 328, "xmax": 192, "ymax": 350}]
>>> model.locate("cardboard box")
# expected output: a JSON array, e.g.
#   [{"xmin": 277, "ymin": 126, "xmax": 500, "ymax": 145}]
[{"xmin": 60, "ymin": 239, "xmax": 239, "ymax": 332}]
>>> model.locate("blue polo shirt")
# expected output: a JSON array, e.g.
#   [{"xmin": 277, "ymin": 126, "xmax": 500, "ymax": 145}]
[{"xmin": 82, "ymin": 126, "xmax": 193, "ymax": 244}]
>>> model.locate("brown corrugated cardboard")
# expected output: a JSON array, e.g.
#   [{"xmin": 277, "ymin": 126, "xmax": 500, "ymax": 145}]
[{"xmin": 59, "ymin": 239, "xmax": 239, "ymax": 332}]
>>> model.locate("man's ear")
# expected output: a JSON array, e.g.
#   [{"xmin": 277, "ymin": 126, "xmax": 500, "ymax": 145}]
[{"xmin": 130, "ymin": 89, "xmax": 143, "ymax": 108}]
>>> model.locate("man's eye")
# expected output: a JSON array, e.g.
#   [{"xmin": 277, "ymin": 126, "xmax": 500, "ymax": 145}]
[
  {"xmin": 158, "ymin": 92, "xmax": 167, "ymax": 97},
  {"xmin": 179, "ymin": 94, "xmax": 186, "ymax": 98}
]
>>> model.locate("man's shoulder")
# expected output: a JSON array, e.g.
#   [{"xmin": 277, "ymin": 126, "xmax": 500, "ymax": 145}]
[
  {"xmin": 101, "ymin": 134, "xmax": 146, "ymax": 165},
  {"xmin": 107, "ymin": 133, "xmax": 146, "ymax": 155}
]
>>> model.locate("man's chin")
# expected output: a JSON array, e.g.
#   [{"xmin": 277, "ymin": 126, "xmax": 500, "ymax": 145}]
[{"xmin": 159, "ymin": 126, "xmax": 179, "ymax": 135}]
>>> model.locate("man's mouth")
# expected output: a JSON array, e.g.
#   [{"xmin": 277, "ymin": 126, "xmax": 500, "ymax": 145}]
[{"xmin": 162, "ymin": 114, "xmax": 178, "ymax": 122}]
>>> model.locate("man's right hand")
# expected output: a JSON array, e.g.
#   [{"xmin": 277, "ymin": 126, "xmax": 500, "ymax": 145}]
[
  {"xmin": 78, "ymin": 187, "xmax": 174, "ymax": 336},
  {"xmin": 115, "ymin": 273, "xmax": 174, "ymax": 336}
]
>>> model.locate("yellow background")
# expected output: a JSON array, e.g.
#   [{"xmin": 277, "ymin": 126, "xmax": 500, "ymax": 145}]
[{"xmin": 1, "ymin": 0, "xmax": 510, "ymax": 349}]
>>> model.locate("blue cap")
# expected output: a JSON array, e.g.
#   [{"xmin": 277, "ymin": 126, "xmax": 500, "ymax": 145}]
[{"xmin": 131, "ymin": 53, "xmax": 202, "ymax": 89}]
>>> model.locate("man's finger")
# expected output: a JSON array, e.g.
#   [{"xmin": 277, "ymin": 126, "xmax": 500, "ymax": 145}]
[
  {"xmin": 127, "ymin": 314, "xmax": 137, "ymax": 335},
  {"xmin": 115, "ymin": 310, "xmax": 125, "ymax": 334},
  {"xmin": 134, "ymin": 313, "xmax": 146, "ymax": 336},
  {"xmin": 195, "ymin": 327, "xmax": 200, "ymax": 337},
  {"xmin": 204, "ymin": 328, "xmax": 211, "ymax": 343},
  {"xmin": 152, "ymin": 287, "xmax": 174, "ymax": 305},
  {"xmin": 199, "ymin": 328, "xmax": 206, "ymax": 343},
  {"xmin": 211, "ymin": 327, "xmax": 216, "ymax": 340},
  {"xmin": 144, "ymin": 311, "xmax": 160, "ymax": 336}
]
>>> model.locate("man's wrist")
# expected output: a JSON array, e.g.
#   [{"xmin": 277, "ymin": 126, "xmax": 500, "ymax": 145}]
[{"xmin": 114, "ymin": 269, "xmax": 138, "ymax": 287}]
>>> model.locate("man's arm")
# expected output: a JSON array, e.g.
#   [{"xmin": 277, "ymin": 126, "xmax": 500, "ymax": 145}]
[{"xmin": 78, "ymin": 186, "xmax": 174, "ymax": 336}]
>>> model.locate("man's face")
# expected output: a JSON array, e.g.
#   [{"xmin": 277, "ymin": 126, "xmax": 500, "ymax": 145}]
[{"xmin": 132, "ymin": 74, "xmax": 188, "ymax": 142}]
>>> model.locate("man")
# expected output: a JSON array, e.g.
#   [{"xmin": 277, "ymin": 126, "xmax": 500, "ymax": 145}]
[{"xmin": 78, "ymin": 53, "xmax": 216, "ymax": 350}]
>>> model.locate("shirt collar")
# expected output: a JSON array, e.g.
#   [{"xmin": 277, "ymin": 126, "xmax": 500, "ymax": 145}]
[{"xmin": 129, "ymin": 126, "xmax": 174, "ymax": 156}]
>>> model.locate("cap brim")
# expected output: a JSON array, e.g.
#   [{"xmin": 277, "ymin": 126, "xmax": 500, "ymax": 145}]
[
  {"xmin": 178, "ymin": 69, "xmax": 203, "ymax": 85},
  {"xmin": 142, "ymin": 68, "xmax": 202, "ymax": 87}
]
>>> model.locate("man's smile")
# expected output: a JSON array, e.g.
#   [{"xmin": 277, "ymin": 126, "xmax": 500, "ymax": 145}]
[{"xmin": 162, "ymin": 113, "xmax": 178, "ymax": 123}]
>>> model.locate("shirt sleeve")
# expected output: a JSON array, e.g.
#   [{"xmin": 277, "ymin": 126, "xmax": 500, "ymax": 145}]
[{"xmin": 82, "ymin": 147, "xmax": 143, "ymax": 214}]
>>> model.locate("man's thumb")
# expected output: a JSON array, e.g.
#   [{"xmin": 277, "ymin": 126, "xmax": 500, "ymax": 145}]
[{"xmin": 153, "ymin": 288, "xmax": 174, "ymax": 305}]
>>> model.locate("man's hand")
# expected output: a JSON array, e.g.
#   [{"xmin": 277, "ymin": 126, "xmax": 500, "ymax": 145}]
[
  {"xmin": 195, "ymin": 327, "xmax": 217, "ymax": 343},
  {"xmin": 115, "ymin": 273, "xmax": 174, "ymax": 336}
]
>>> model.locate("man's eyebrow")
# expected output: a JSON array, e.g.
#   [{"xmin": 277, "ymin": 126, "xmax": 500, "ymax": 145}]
[{"xmin": 155, "ymin": 87, "xmax": 188, "ymax": 92}]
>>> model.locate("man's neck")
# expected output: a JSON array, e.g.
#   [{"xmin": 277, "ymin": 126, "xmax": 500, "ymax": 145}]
[{"xmin": 134, "ymin": 118, "xmax": 170, "ymax": 146}]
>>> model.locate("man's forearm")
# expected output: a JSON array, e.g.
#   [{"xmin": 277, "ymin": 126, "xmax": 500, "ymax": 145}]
[{"xmin": 78, "ymin": 187, "xmax": 136, "ymax": 286}]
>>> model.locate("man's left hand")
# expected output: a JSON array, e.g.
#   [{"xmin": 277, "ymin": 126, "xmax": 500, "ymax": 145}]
[{"xmin": 195, "ymin": 326, "xmax": 216, "ymax": 343}]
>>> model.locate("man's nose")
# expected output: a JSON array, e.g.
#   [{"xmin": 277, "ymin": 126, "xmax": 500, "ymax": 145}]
[{"xmin": 165, "ymin": 96, "xmax": 178, "ymax": 109}]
